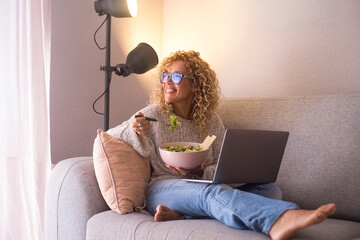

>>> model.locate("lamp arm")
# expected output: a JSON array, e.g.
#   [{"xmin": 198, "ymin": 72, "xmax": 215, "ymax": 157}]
[{"xmin": 100, "ymin": 66, "xmax": 117, "ymax": 72}]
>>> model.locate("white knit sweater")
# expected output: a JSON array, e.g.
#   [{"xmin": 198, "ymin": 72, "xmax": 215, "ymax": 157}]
[{"xmin": 107, "ymin": 104, "xmax": 225, "ymax": 185}]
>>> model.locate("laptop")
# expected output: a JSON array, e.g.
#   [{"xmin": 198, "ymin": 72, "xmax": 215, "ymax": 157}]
[{"xmin": 183, "ymin": 128, "xmax": 289, "ymax": 184}]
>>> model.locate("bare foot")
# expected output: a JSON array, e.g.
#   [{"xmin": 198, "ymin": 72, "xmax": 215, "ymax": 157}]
[
  {"xmin": 269, "ymin": 203, "xmax": 336, "ymax": 240},
  {"xmin": 154, "ymin": 204, "xmax": 183, "ymax": 222}
]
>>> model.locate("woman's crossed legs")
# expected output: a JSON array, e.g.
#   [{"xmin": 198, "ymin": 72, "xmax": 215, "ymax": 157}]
[{"xmin": 145, "ymin": 179, "xmax": 335, "ymax": 240}]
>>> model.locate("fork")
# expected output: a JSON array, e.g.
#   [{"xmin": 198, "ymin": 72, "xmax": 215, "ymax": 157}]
[{"xmin": 135, "ymin": 115, "xmax": 170, "ymax": 126}]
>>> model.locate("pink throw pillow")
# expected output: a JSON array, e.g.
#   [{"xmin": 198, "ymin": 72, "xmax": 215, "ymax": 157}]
[{"xmin": 93, "ymin": 129, "xmax": 150, "ymax": 214}]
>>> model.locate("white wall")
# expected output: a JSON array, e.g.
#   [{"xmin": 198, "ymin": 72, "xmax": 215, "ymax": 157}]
[
  {"xmin": 163, "ymin": 0, "xmax": 360, "ymax": 97},
  {"xmin": 50, "ymin": 0, "xmax": 163, "ymax": 163},
  {"xmin": 51, "ymin": 0, "xmax": 360, "ymax": 164}
]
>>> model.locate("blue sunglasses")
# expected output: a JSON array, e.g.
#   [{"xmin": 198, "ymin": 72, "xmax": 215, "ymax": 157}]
[{"xmin": 160, "ymin": 72, "xmax": 193, "ymax": 84}]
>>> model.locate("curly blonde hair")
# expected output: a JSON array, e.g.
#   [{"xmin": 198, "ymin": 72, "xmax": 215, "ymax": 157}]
[{"xmin": 150, "ymin": 50, "xmax": 221, "ymax": 138}]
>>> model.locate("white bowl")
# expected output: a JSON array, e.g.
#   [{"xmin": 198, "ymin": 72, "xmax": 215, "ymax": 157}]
[{"xmin": 159, "ymin": 142, "xmax": 209, "ymax": 169}]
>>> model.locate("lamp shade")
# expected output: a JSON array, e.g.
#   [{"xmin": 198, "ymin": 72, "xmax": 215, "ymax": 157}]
[
  {"xmin": 119, "ymin": 43, "xmax": 159, "ymax": 77},
  {"xmin": 94, "ymin": 0, "xmax": 137, "ymax": 18}
]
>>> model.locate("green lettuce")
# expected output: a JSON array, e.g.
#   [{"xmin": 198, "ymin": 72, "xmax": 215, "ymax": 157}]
[{"xmin": 169, "ymin": 115, "xmax": 181, "ymax": 131}]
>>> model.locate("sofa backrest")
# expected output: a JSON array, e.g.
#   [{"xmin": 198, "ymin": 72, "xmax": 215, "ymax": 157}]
[{"xmin": 217, "ymin": 95, "xmax": 360, "ymax": 222}]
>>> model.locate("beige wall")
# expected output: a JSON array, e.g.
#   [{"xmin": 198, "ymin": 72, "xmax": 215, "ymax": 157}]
[
  {"xmin": 51, "ymin": 0, "xmax": 360, "ymax": 163},
  {"xmin": 163, "ymin": 0, "xmax": 360, "ymax": 97}
]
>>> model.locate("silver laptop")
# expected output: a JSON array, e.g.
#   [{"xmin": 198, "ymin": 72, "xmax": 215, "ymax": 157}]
[{"xmin": 183, "ymin": 128, "xmax": 289, "ymax": 184}]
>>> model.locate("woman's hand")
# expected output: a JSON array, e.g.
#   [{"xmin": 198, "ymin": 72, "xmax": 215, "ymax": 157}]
[
  {"xmin": 165, "ymin": 162, "xmax": 207, "ymax": 177},
  {"xmin": 132, "ymin": 112, "xmax": 150, "ymax": 135}
]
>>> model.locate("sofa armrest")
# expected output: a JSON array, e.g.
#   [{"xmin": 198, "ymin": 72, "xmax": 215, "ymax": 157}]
[{"xmin": 45, "ymin": 157, "xmax": 109, "ymax": 240}]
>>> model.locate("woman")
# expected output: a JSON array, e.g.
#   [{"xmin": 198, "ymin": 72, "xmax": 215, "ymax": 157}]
[{"xmin": 107, "ymin": 50, "xmax": 335, "ymax": 240}]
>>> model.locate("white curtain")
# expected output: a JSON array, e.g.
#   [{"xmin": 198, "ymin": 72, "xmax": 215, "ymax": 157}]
[{"xmin": 0, "ymin": 0, "xmax": 51, "ymax": 239}]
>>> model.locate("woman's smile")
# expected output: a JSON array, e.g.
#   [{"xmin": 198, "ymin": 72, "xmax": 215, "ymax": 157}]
[{"xmin": 165, "ymin": 87, "xmax": 176, "ymax": 93}]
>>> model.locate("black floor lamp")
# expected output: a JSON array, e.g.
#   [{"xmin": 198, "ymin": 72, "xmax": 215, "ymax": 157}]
[{"xmin": 94, "ymin": 0, "xmax": 158, "ymax": 131}]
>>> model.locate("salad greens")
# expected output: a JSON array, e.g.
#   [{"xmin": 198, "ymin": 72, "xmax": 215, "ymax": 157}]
[
  {"xmin": 162, "ymin": 145, "xmax": 201, "ymax": 152},
  {"xmin": 169, "ymin": 115, "xmax": 181, "ymax": 131}
]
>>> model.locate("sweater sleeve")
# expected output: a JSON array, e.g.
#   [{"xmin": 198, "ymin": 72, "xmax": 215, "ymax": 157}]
[{"xmin": 106, "ymin": 105, "xmax": 157, "ymax": 158}]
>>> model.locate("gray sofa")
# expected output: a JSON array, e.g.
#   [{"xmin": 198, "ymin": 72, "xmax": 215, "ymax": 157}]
[{"xmin": 45, "ymin": 95, "xmax": 360, "ymax": 240}]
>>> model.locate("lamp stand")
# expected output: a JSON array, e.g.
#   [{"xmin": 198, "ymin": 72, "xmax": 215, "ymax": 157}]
[
  {"xmin": 104, "ymin": 14, "xmax": 111, "ymax": 131},
  {"xmin": 95, "ymin": 14, "xmax": 158, "ymax": 131}
]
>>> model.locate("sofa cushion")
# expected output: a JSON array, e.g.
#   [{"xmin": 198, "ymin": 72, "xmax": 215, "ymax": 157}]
[
  {"xmin": 93, "ymin": 129, "xmax": 151, "ymax": 214},
  {"xmin": 217, "ymin": 95, "xmax": 360, "ymax": 222},
  {"xmin": 86, "ymin": 211, "xmax": 360, "ymax": 240},
  {"xmin": 86, "ymin": 211, "xmax": 269, "ymax": 240}
]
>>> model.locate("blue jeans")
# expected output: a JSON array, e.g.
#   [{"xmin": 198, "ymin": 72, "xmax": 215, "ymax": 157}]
[{"xmin": 145, "ymin": 179, "xmax": 299, "ymax": 234}]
